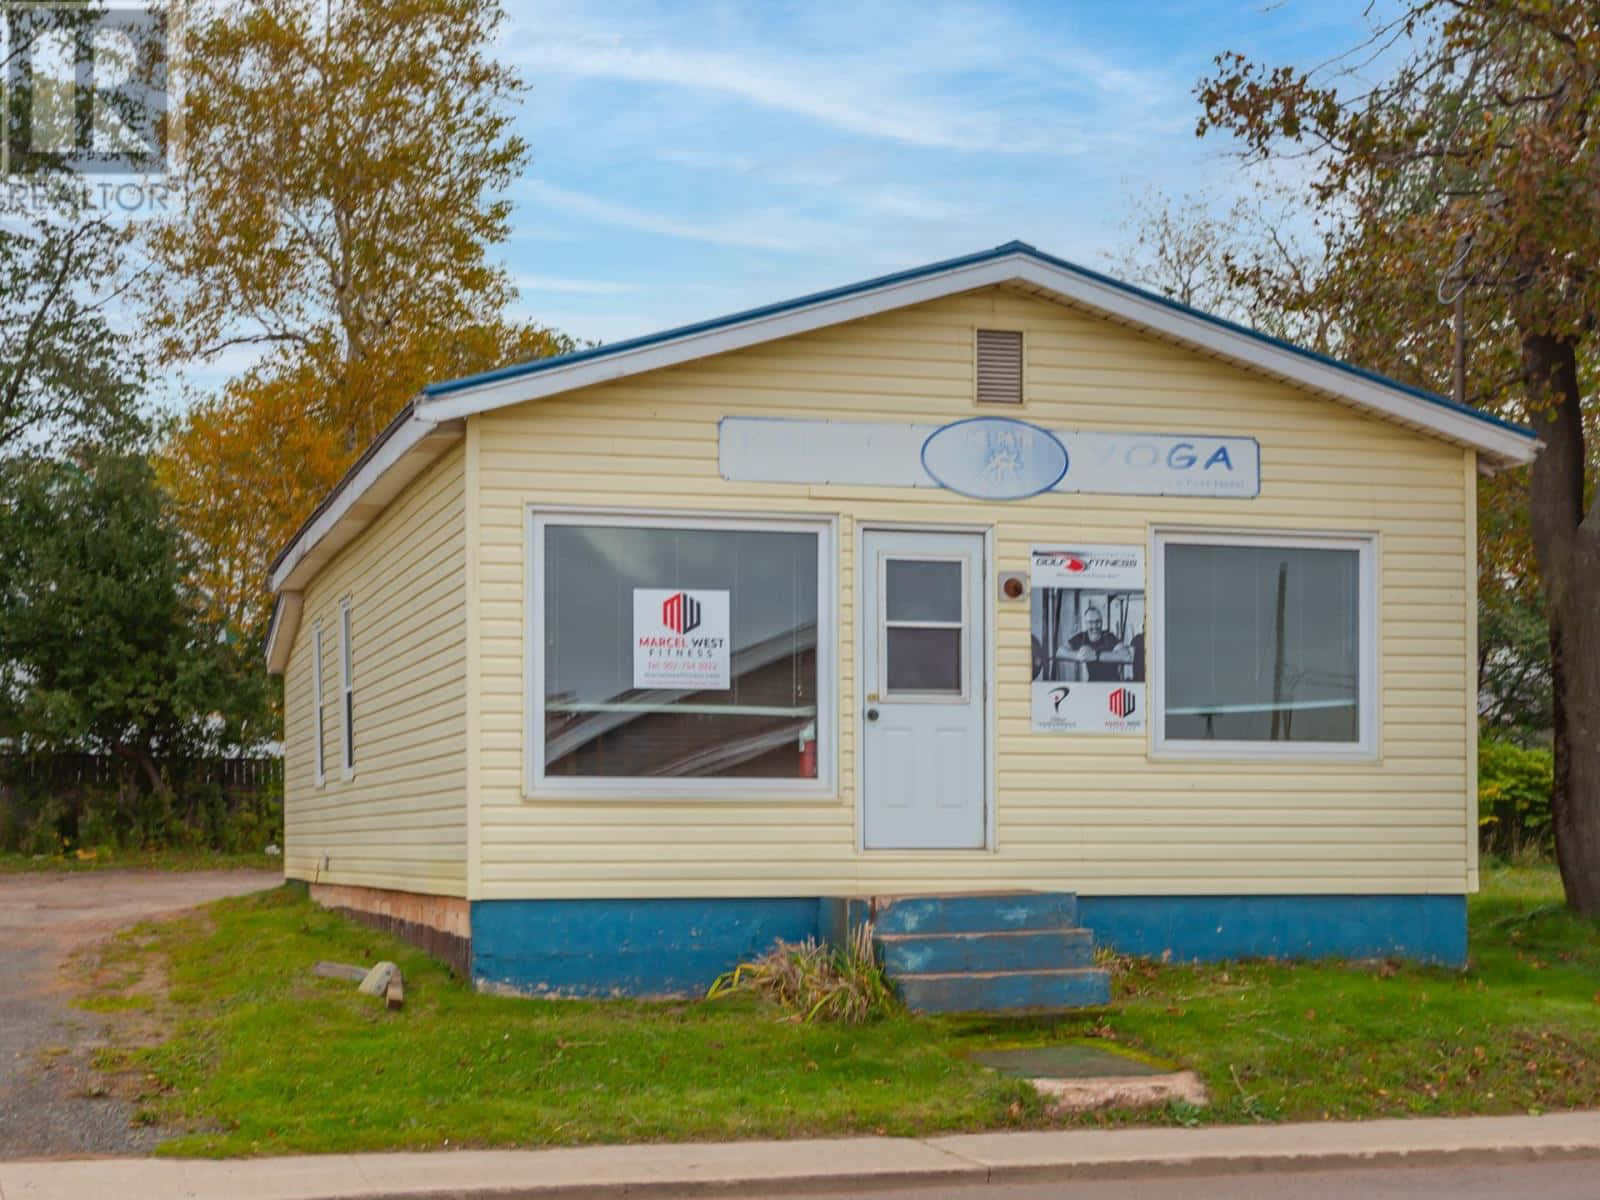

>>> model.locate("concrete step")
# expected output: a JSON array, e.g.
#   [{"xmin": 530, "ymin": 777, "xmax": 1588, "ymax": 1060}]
[
  {"xmin": 876, "ymin": 928, "xmax": 1095, "ymax": 975},
  {"xmin": 873, "ymin": 891, "xmax": 1077, "ymax": 936},
  {"xmin": 894, "ymin": 967, "xmax": 1111, "ymax": 1014}
]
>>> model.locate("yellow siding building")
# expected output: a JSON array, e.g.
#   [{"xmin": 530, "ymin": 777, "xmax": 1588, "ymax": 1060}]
[{"xmin": 267, "ymin": 243, "xmax": 1538, "ymax": 1002}]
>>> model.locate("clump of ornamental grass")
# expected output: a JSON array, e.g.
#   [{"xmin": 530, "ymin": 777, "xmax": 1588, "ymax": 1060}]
[{"xmin": 707, "ymin": 922, "xmax": 897, "ymax": 1024}]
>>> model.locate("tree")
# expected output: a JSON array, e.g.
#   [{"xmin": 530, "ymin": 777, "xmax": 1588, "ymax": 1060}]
[
  {"xmin": 146, "ymin": 0, "xmax": 572, "ymax": 642},
  {"xmin": 0, "ymin": 7, "xmax": 145, "ymax": 456},
  {"xmin": 1198, "ymin": 2, "xmax": 1600, "ymax": 913},
  {"xmin": 1105, "ymin": 185, "xmax": 1336, "ymax": 349},
  {"xmin": 0, "ymin": 452, "xmax": 272, "ymax": 789},
  {"xmin": 1112, "ymin": 188, "xmax": 1562, "ymax": 741},
  {"xmin": 0, "ymin": 211, "xmax": 144, "ymax": 456}
]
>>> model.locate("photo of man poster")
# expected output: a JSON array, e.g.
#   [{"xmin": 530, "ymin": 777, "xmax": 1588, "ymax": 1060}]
[{"xmin": 1030, "ymin": 545, "xmax": 1145, "ymax": 734}]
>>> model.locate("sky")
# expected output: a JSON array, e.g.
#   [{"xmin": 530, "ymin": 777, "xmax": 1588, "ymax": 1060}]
[{"xmin": 490, "ymin": 0, "xmax": 1385, "ymax": 350}]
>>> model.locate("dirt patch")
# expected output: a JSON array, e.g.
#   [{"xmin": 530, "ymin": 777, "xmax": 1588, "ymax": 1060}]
[{"xmin": 0, "ymin": 868, "xmax": 278, "ymax": 1160}]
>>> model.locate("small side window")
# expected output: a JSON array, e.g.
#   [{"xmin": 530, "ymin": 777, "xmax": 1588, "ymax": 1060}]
[
  {"xmin": 312, "ymin": 623, "xmax": 326, "ymax": 787},
  {"xmin": 339, "ymin": 599, "xmax": 354, "ymax": 776}
]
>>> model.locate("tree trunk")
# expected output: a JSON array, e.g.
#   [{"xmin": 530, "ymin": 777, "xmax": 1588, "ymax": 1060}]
[{"xmin": 1522, "ymin": 331, "xmax": 1600, "ymax": 916}]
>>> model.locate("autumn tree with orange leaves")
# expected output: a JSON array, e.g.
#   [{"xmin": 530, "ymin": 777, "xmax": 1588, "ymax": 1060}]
[{"xmin": 149, "ymin": 0, "xmax": 571, "ymax": 644}]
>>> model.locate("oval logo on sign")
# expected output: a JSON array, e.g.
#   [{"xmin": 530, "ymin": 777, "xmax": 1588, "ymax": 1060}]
[{"xmin": 919, "ymin": 417, "xmax": 1068, "ymax": 501}]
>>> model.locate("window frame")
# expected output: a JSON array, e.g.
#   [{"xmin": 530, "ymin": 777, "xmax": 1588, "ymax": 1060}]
[
  {"xmin": 876, "ymin": 550, "xmax": 971, "ymax": 702},
  {"xmin": 339, "ymin": 597, "xmax": 355, "ymax": 779},
  {"xmin": 525, "ymin": 506, "xmax": 838, "ymax": 799},
  {"xmin": 312, "ymin": 621, "xmax": 326, "ymax": 788},
  {"xmin": 1149, "ymin": 526, "xmax": 1379, "ymax": 762}
]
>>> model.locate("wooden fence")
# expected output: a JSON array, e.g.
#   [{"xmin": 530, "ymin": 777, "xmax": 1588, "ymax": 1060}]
[{"xmin": 0, "ymin": 752, "xmax": 282, "ymax": 795}]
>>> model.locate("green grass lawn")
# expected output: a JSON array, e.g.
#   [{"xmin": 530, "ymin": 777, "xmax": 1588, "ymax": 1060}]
[
  {"xmin": 1, "ymin": 848, "xmax": 281, "ymax": 873},
  {"xmin": 80, "ymin": 865, "xmax": 1600, "ymax": 1156}
]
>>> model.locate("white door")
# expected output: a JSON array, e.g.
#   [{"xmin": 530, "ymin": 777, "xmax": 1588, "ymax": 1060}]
[{"xmin": 861, "ymin": 529, "xmax": 987, "ymax": 850}]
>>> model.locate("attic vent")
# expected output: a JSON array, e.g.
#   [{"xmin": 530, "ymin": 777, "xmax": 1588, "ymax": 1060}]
[{"xmin": 975, "ymin": 329, "xmax": 1023, "ymax": 404}]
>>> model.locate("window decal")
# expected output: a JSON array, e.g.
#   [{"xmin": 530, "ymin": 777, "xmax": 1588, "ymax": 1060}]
[{"xmin": 1029, "ymin": 545, "xmax": 1146, "ymax": 734}]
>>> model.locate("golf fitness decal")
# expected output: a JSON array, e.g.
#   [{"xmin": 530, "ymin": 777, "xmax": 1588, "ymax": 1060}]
[{"xmin": 1029, "ymin": 546, "xmax": 1146, "ymax": 734}]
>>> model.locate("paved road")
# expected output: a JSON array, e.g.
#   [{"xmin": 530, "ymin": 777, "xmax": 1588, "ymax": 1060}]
[
  {"xmin": 750, "ymin": 1158, "xmax": 1600, "ymax": 1200},
  {"xmin": 0, "ymin": 869, "xmax": 279, "ymax": 1160}
]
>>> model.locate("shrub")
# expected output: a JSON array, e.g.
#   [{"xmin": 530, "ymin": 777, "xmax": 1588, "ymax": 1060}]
[
  {"xmin": 707, "ymin": 922, "xmax": 897, "ymax": 1024},
  {"xmin": 1479, "ymin": 736, "xmax": 1554, "ymax": 861}
]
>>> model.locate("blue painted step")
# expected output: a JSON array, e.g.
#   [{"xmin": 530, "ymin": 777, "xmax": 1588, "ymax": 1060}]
[
  {"xmin": 877, "ymin": 928, "xmax": 1095, "ymax": 975},
  {"xmin": 873, "ymin": 891, "xmax": 1077, "ymax": 936},
  {"xmin": 894, "ymin": 967, "xmax": 1111, "ymax": 1013}
]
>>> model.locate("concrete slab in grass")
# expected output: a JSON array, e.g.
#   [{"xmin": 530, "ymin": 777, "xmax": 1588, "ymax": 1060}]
[
  {"xmin": 970, "ymin": 1043, "xmax": 1172, "ymax": 1079},
  {"xmin": 971, "ymin": 1041, "xmax": 1207, "ymax": 1112}
]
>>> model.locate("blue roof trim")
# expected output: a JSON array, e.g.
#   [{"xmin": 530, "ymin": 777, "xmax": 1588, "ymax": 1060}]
[
  {"xmin": 1013, "ymin": 242, "xmax": 1538, "ymax": 441},
  {"xmin": 422, "ymin": 239, "xmax": 1536, "ymax": 443},
  {"xmin": 420, "ymin": 242, "xmax": 1026, "ymax": 398}
]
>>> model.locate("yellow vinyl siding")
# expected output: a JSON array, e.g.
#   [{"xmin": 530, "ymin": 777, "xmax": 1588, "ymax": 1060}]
[
  {"xmin": 470, "ymin": 284, "xmax": 1474, "ymax": 899},
  {"xmin": 283, "ymin": 443, "xmax": 468, "ymax": 895}
]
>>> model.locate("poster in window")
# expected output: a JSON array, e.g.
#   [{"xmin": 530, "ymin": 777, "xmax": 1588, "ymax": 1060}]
[
  {"xmin": 1030, "ymin": 546, "xmax": 1145, "ymax": 734},
  {"xmin": 632, "ymin": 588, "xmax": 731, "ymax": 690}
]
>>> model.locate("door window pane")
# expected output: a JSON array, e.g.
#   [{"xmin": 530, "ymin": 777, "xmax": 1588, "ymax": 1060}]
[
  {"xmin": 1163, "ymin": 542, "xmax": 1361, "ymax": 742},
  {"xmin": 543, "ymin": 524, "xmax": 820, "ymax": 778},
  {"xmin": 886, "ymin": 627, "xmax": 962, "ymax": 692},
  {"xmin": 885, "ymin": 559, "xmax": 962, "ymax": 623}
]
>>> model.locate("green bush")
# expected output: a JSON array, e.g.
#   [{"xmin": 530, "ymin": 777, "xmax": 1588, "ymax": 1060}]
[
  {"xmin": 1479, "ymin": 736, "xmax": 1554, "ymax": 861},
  {"xmin": 0, "ymin": 758, "xmax": 282, "ymax": 856}
]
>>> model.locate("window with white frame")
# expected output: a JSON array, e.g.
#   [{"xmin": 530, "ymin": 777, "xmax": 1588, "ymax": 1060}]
[
  {"xmin": 530, "ymin": 512, "xmax": 832, "ymax": 790},
  {"xmin": 312, "ymin": 622, "xmax": 326, "ymax": 786},
  {"xmin": 1154, "ymin": 530, "xmax": 1376, "ymax": 755},
  {"xmin": 339, "ymin": 599, "xmax": 354, "ymax": 775}
]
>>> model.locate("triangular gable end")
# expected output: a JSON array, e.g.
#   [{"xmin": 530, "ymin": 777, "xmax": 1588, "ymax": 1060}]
[{"xmin": 413, "ymin": 241, "xmax": 1538, "ymax": 466}]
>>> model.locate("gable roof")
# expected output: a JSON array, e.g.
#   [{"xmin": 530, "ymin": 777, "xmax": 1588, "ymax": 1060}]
[
  {"xmin": 265, "ymin": 239, "xmax": 1540, "ymax": 669},
  {"xmin": 417, "ymin": 239, "xmax": 1537, "ymax": 452}
]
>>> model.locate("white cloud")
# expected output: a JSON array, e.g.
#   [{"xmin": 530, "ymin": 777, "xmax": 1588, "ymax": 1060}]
[
  {"xmin": 506, "ymin": 2, "xmax": 1189, "ymax": 158},
  {"xmin": 513, "ymin": 273, "xmax": 642, "ymax": 295},
  {"xmin": 514, "ymin": 38, "xmax": 1015, "ymax": 152},
  {"xmin": 518, "ymin": 179, "xmax": 851, "ymax": 252},
  {"xmin": 861, "ymin": 189, "xmax": 965, "ymax": 222}
]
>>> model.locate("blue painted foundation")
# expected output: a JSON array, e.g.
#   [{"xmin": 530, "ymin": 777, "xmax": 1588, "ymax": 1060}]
[
  {"xmin": 471, "ymin": 897, "xmax": 819, "ymax": 998},
  {"xmin": 470, "ymin": 893, "xmax": 1468, "ymax": 997},
  {"xmin": 1076, "ymin": 894, "xmax": 1467, "ymax": 968}
]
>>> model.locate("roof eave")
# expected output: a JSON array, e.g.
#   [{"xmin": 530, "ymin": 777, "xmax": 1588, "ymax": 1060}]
[
  {"xmin": 269, "ymin": 412, "xmax": 465, "ymax": 596},
  {"xmin": 413, "ymin": 250, "xmax": 1539, "ymax": 467},
  {"xmin": 262, "ymin": 413, "xmax": 464, "ymax": 670},
  {"xmin": 264, "ymin": 590, "xmax": 301, "ymax": 675}
]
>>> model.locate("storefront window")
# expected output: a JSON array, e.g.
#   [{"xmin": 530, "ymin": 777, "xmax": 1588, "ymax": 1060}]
[
  {"xmin": 534, "ymin": 515, "xmax": 828, "ymax": 785},
  {"xmin": 1157, "ymin": 533, "xmax": 1373, "ymax": 752}
]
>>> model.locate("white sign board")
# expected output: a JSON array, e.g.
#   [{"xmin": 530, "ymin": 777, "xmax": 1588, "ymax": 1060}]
[
  {"xmin": 1029, "ymin": 546, "xmax": 1145, "ymax": 735},
  {"xmin": 632, "ymin": 588, "xmax": 730, "ymax": 690},
  {"xmin": 719, "ymin": 417, "xmax": 1259, "ymax": 499}
]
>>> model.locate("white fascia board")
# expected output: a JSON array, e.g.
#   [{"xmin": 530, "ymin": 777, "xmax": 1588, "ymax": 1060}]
[
  {"xmin": 1008, "ymin": 260, "xmax": 1541, "ymax": 468},
  {"xmin": 268, "ymin": 414, "xmax": 463, "ymax": 595},
  {"xmin": 414, "ymin": 251, "xmax": 1537, "ymax": 468},
  {"xmin": 264, "ymin": 590, "xmax": 303, "ymax": 675},
  {"xmin": 413, "ymin": 257, "xmax": 1028, "ymax": 420}
]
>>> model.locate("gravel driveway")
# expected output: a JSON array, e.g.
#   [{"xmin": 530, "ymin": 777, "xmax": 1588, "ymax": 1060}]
[{"xmin": 0, "ymin": 869, "xmax": 279, "ymax": 1160}]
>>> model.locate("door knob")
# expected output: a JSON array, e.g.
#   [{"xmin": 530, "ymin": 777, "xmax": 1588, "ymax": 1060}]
[{"xmin": 865, "ymin": 708, "xmax": 880, "ymax": 721}]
